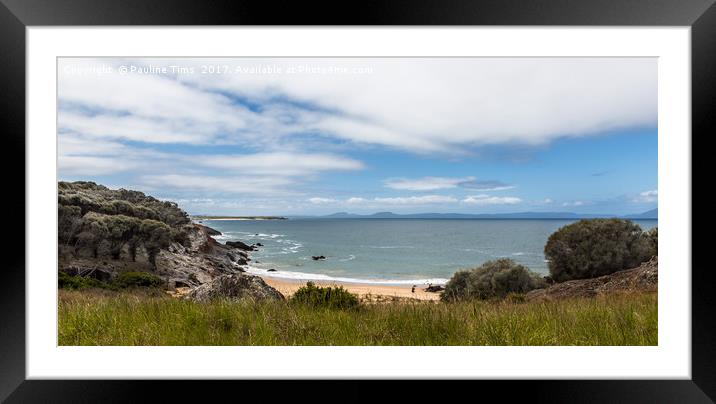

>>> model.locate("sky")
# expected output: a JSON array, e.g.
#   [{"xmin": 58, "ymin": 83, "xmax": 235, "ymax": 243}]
[{"xmin": 57, "ymin": 57, "xmax": 657, "ymax": 216}]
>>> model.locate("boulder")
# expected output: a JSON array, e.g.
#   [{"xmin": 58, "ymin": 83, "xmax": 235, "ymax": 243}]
[
  {"xmin": 425, "ymin": 285, "xmax": 444, "ymax": 293},
  {"xmin": 226, "ymin": 240, "xmax": 255, "ymax": 251},
  {"xmin": 255, "ymin": 242, "xmax": 264, "ymax": 247},
  {"xmin": 267, "ymin": 268, "xmax": 277, "ymax": 272},
  {"xmin": 312, "ymin": 255, "xmax": 326, "ymax": 261},
  {"xmin": 187, "ymin": 274, "xmax": 285, "ymax": 302}
]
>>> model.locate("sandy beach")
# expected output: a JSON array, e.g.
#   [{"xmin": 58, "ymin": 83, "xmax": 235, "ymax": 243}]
[{"xmin": 260, "ymin": 276, "xmax": 442, "ymax": 302}]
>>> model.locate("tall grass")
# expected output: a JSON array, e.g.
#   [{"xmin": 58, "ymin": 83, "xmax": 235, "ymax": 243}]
[{"xmin": 58, "ymin": 290, "xmax": 657, "ymax": 346}]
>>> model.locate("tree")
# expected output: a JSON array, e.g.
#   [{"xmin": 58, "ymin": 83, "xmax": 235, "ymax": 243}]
[
  {"xmin": 139, "ymin": 219, "xmax": 173, "ymax": 267},
  {"xmin": 441, "ymin": 258, "xmax": 546, "ymax": 302},
  {"xmin": 544, "ymin": 219, "xmax": 653, "ymax": 282}
]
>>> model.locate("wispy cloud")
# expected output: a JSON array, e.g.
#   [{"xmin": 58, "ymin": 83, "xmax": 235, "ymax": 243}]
[
  {"xmin": 308, "ymin": 197, "xmax": 337, "ymax": 204},
  {"xmin": 139, "ymin": 174, "xmax": 299, "ymax": 196},
  {"xmin": 384, "ymin": 176, "xmax": 515, "ymax": 192},
  {"xmin": 457, "ymin": 180, "xmax": 515, "ymax": 192},
  {"xmin": 384, "ymin": 177, "xmax": 472, "ymax": 191},
  {"xmin": 59, "ymin": 58, "xmax": 656, "ymax": 154},
  {"xmin": 57, "ymin": 57, "xmax": 656, "ymax": 215},
  {"xmin": 462, "ymin": 195, "xmax": 522, "ymax": 205},
  {"xmin": 633, "ymin": 189, "xmax": 658, "ymax": 203},
  {"xmin": 196, "ymin": 152, "xmax": 364, "ymax": 177}
]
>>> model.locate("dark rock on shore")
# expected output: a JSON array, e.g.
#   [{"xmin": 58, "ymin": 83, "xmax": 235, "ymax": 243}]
[
  {"xmin": 187, "ymin": 274, "xmax": 285, "ymax": 302},
  {"xmin": 267, "ymin": 269, "xmax": 277, "ymax": 272},
  {"xmin": 425, "ymin": 285, "xmax": 444, "ymax": 293},
  {"xmin": 312, "ymin": 255, "xmax": 326, "ymax": 261},
  {"xmin": 526, "ymin": 256, "xmax": 658, "ymax": 301},
  {"xmin": 226, "ymin": 240, "xmax": 255, "ymax": 251},
  {"xmin": 196, "ymin": 223, "xmax": 222, "ymax": 236}
]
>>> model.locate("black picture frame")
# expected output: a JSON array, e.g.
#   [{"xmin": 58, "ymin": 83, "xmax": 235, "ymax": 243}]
[{"xmin": 1, "ymin": 0, "xmax": 713, "ymax": 402}]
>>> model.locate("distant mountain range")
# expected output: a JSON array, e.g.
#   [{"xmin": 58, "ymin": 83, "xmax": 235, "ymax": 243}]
[{"xmin": 291, "ymin": 208, "xmax": 658, "ymax": 220}]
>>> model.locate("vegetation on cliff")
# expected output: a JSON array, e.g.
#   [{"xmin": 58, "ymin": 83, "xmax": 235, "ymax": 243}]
[{"xmin": 59, "ymin": 181, "xmax": 193, "ymax": 267}]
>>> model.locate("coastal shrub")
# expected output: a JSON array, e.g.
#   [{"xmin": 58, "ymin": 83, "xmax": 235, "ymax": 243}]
[
  {"xmin": 290, "ymin": 282, "xmax": 359, "ymax": 309},
  {"xmin": 544, "ymin": 219, "xmax": 653, "ymax": 282},
  {"xmin": 138, "ymin": 219, "xmax": 174, "ymax": 266},
  {"xmin": 114, "ymin": 271, "xmax": 164, "ymax": 289},
  {"xmin": 644, "ymin": 227, "xmax": 658, "ymax": 256},
  {"xmin": 58, "ymin": 271, "xmax": 109, "ymax": 290},
  {"xmin": 441, "ymin": 259, "xmax": 546, "ymax": 302}
]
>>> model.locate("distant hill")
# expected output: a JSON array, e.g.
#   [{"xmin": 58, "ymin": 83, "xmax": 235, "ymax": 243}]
[{"xmin": 299, "ymin": 209, "xmax": 658, "ymax": 220}]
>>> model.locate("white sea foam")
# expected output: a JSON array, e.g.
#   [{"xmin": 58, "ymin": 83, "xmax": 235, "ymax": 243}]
[
  {"xmin": 245, "ymin": 266, "xmax": 448, "ymax": 286},
  {"xmin": 362, "ymin": 245, "xmax": 416, "ymax": 249},
  {"xmin": 338, "ymin": 254, "xmax": 356, "ymax": 262}
]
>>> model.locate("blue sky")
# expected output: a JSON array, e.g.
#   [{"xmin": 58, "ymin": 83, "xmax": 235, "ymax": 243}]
[{"xmin": 57, "ymin": 58, "xmax": 657, "ymax": 215}]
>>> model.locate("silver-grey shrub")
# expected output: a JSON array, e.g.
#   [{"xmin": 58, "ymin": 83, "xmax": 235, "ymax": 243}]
[{"xmin": 441, "ymin": 258, "xmax": 546, "ymax": 302}]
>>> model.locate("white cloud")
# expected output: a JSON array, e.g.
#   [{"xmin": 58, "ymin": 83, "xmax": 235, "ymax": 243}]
[
  {"xmin": 196, "ymin": 152, "xmax": 364, "ymax": 176},
  {"xmin": 462, "ymin": 195, "xmax": 522, "ymax": 205},
  {"xmin": 59, "ymin": 57, "xmax": 657, "ymax": 154},
  {"xmin": 457, "ymin": 180, "xmax": 516, "ymax": 192},
  {"xmin": 59, "ymin": 156, "xmax": 136, "ymax": 176},
  {"xmin": 308, "ymin": 197, "xmax": 337, "ymax": 204},
  {"xmin": 346, "ymin": 197, "xmax": 367, "ymax": 204},
  {"xmin": 562, "ymin": 200, "xmax": 586, "ymax": 207},
  {"xmin": 633, "ymin": 189, "xmax": 658, "ymax": 203},
  {"xmin": 543, "ymin": 198, "xmax": 554, "ymax": 204},
  {"xmin": 384, "ymin": 176, "xmax": 515, "ymax": 192},
  {"xmin": 373, "ymin": 195, "xmax": 458, "ymax": 205},
  {"xmin": 139, "ymin": 174, "xmax": 298, "ymax": 196},
  {"xmin": 384, "ymin": 177, "xmax": 473, "ymax": 191},
  {"xmin": 338, "ymin": 195, "xmax": 458, "ymax": 205}
]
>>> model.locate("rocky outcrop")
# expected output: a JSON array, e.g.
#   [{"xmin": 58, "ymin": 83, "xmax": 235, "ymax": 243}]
[
  {"xmin": 57, "ymin": 181, "xmax": 266, "ymax": 296},
  {"xmin": 226, "ymin": 240, "xmax": 255, "ymax": 251},
  {"xmin": 186, "ymin": 274, "xmax": 285, "ymax": 302},
  {"xmin": 312, "ymin": 255, "xmax": 326, "ymax": 261},
  {"xmin": 196, "ymin": 223, "xmax": 221, "ymax": 236},
  {"xmin": 526, "ymin": 256, "xmax": 658, "ymax": 301}
]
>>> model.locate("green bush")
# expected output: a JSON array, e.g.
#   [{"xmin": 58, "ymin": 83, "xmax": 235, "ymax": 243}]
[
  {"xmin": 290, "ymin": 282, "xmax": 359, "ymax": 309},
  {"xmin": 441, "ymin": 259, "xmax": 546, "ymax": 302},
  {"xmin": 544, "ymin": 219, "xmax": 653, "ymax": 282},
  {"xmin": 58, "ymin": 271, "xmax": 110, "ymax": 290},
  {"xmin": 114, "ymin": 271, "xmax": 164, "ymax": 288}
]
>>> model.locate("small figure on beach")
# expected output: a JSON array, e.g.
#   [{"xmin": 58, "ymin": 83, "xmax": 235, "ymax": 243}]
[{"xmin": 411, "ymin": 285, "xmax": 416, "ymax": 293}]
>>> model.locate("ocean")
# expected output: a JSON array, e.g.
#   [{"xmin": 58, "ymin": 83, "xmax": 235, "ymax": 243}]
[{"xmin": 202, "ymin": 218, "xmax": 657, "ymax": 286}]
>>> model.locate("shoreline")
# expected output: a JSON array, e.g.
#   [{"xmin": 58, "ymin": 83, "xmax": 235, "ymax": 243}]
[{"xmin": 259, "ymin": 275, "xmax": 442, "ymax": 301}]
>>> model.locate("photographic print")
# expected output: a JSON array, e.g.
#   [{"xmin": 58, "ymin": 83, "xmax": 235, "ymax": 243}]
[{"xmin": 57, "ymin": 57, "xmax": 658, "ymax": 346}]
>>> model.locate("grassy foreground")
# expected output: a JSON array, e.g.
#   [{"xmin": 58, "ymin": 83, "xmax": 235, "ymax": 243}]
[{"xmin": 58, "ymin": 290, "xmax": 657, "ymax": 346}]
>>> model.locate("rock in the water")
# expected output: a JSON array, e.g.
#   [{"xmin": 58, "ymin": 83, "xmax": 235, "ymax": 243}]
[
  {"xmin": 312, "ymin": 255, "xmax": 326, "ymax": 261},
  {"xmin": 267, "ymin": 268, "xmax": 277, "ymax": 272},
  {"xmin": 255, "ymin": 242, "xmax": 264, "ymax": 247},
  {"xmin": 187, "ymin": 274, "xmax": 284, "ymax": 302},
  {"xmin": 226, "ymin": 240, "xmax": 255, "ymax": 251}
]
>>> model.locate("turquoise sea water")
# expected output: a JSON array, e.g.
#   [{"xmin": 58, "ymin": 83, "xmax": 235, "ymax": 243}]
[{"xmin": 202, "ymin": 219, "xmax": 657, "ymax": 285}]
